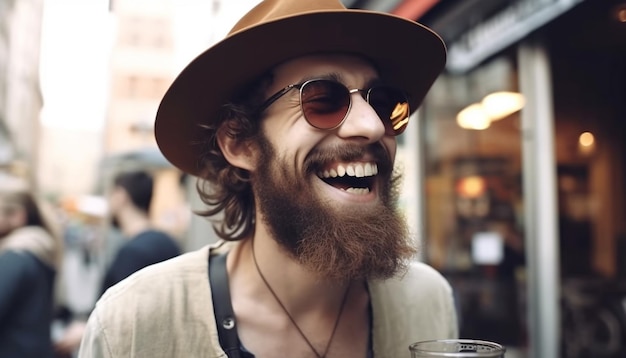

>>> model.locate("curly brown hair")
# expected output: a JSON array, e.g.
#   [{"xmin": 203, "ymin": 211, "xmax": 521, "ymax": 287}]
[{"xmin": 194, "ymin": 73, "xmax": 274, "ymax": 241}]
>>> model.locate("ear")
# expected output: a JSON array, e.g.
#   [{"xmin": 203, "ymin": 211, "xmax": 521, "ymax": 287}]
[{"xmin": 216, "ymin": 125, "xmax": 258, "ymax": 171}]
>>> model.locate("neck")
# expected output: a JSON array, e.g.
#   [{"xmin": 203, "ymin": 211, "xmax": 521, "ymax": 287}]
[
  {"xmin": 117, "ymin": 209, "xmax": 151, "ymax": 238},
  {"xmin": 229, "ymin": 234, "xmax": 358, "ymax": 316},
  {"xmin": 225, "ymin": 230, "xmax": 372, "ymax": 358}
]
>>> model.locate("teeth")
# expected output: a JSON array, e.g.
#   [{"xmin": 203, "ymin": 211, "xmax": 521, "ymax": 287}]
[
  {"xmin": 344, "ymin": 187, "xmax": 370, "ymax": 195},
  {"xmin": 337, "ymin": 165, "xmax": 346, "ymax": 177},
  {"xmin": 364, "ymin": 163, "xmax": 373, "ymax": 176},
  {"xmin": 355, "ymin": 164, "xmax": 364, "ymax": 177},
  {"xmin": 319, "ymin": 163, "xmax": 378, "ymax": 179}
]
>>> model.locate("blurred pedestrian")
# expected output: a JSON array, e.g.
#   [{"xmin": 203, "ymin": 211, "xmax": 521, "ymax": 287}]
[
  {"xmin": 54, "ymin": 170, "xmax": 181, "ymax": 356},
  {"xmin": 0, "ymin": 187, "xmax": 63, "ymax": 358},
  {"xmin": 100, "ymin": 170, "xmax": 182, "ymax": 294}
]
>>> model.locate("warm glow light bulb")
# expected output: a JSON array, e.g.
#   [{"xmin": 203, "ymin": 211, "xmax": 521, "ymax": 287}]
[
  {"xmin": 457, "ymin": 103, "xmax": 491, "ymax": 130},
  {"xmin": 579, "ymin": 132, "xmax": 595, "ymax": 147},
  {"xmin": 457, "ymin": 176, "xmax": 486, "ymax": 198},
  {"xmin": 481, "ymin": 91, "xmax": 525, "ymax": 120}
]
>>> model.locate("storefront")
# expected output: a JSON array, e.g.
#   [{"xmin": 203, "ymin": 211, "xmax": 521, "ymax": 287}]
[{"xmin": 411, "ymin": 0, "xmax": 626, "ymax": 357}]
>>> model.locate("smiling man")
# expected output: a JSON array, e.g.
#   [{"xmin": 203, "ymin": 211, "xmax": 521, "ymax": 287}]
[{"xmin": 78, "ymin": 1, "xmax": 458, "ymax": 357}]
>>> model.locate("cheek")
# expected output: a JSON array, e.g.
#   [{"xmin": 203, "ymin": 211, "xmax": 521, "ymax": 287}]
[
  {"xmin": 263, "ymin": 121, "xmax": 322, "ymax": 159},
  {"xmin": 383, "ymin": 137, "xmax": 397, "ymax": 162},
  {"xmin": 262, "ymin": 105, "xmax": 303, "ymax": 134},
  {"xmin": 0, "ymin": 217, "xmax": 13, "ymax": 233}
]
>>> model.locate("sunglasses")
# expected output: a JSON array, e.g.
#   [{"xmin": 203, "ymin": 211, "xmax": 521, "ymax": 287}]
[{"xmin": 256, "ymin": 79, "xmax": 411, "ymax": 136}]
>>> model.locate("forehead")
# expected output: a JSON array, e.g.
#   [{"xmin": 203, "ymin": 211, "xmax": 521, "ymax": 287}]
[{"xmin": 270, "ymin": 54, "xmax": 379, "ymax": 89}]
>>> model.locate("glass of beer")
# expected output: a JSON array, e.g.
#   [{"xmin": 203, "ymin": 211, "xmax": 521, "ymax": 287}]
[{"xmin": 409, "ymin": 339, "xmax": 506, "ymax": 357}]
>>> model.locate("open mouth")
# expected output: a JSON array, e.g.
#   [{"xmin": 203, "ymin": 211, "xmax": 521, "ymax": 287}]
[{"xmin": 317, "ymin": 162, "xmax": 378, "ymax": 195}]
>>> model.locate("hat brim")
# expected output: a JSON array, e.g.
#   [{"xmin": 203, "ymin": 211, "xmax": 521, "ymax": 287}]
[{"xmin": 155, "ymin": 10, "xmax": 446, "ymax": 176}]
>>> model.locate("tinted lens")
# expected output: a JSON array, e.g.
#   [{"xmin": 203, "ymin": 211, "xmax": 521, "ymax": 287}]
[
  {"xmin": 300, "ymin": 80, "xmax": 350, "ymax": 129},
  {"xmin": 368, "ymin": 87, "xmax": 410, "ymax": 135}
]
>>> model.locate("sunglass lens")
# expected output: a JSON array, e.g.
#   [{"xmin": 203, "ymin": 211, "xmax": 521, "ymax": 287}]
[
  {"xmin": 300, "ymin": 80, "xmax": 350, "ymax": 129},
  {"xmin": 369, "ymin": 87, "xmax": 410, "ymax": 135}
]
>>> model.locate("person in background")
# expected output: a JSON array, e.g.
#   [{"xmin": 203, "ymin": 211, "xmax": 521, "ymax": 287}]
[
  {"xmin": 99, "ymin": 170, "xmax": 182, "ymax": 294},
  {"xmin": 55, "ymin": 170, "xmax": 181, "ymax": 356},
  {"xmin": 79, "ymin": 0, "xmax": 458, "ymax": 357},
  {"xmin": 0, "ymin": 186, "xmax": 63, "ymax": 358}
]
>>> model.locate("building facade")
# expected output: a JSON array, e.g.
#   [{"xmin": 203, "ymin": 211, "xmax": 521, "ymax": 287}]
[
  {"xmin": 400, "ymin": 0, "xmax": 626, "ymax": 357},
  {"xmin": 0, "ymin": 0, "xmax": 44, "ymax": 188}
]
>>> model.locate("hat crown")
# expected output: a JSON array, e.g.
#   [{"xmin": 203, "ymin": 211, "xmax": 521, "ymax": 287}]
[{"xmin": 229, "ymin": 0, "xmax": 347, "ymax": 35}]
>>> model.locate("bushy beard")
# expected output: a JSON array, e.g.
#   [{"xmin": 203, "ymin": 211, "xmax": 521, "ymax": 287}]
[{"xmin": 253, "ymin": 136, "xmax": 417, "ymax": 281}]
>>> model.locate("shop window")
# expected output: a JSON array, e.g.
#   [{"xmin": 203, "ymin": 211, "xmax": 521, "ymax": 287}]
[{"xmin": 421, "ymin": 53, "xmax": 527, "ymax": 348}]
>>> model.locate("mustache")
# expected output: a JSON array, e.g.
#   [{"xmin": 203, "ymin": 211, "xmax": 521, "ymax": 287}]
[{"xmin": 304, "ymin": 143, "xmax": 393, "ymax": 175}]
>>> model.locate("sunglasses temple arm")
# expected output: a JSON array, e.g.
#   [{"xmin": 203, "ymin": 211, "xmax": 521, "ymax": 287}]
[{"xmin": 256, "ymin": 85, "xmax": 298, "ymax": 114}]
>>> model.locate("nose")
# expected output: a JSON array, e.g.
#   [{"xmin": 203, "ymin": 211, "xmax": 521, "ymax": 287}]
[{"xmin": 336, "ymin": 92, "xmax": 386, "ymax": 142}]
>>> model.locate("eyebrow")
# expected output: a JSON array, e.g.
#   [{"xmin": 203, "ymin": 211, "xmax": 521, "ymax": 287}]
[
  {"xmin": 297, "ymin": 72, "xmax": 341, "ymax": 84},
  {"xmin": 297, "ymin": 72, "xmax": 383, "ymax": 88}
]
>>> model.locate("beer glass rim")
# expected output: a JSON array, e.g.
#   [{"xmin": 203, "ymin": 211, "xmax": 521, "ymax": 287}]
[{"xmin": 409, "ymin": 339, "xmax": 506, "ymax": 357}]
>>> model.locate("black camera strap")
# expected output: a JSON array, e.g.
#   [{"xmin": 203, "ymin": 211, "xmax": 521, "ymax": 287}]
[{"xmin": 208, "ymin": 252, "xmax": 242, "ymax": 358}]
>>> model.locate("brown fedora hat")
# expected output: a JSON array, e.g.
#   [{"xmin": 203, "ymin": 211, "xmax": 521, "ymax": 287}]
[{"xmin": 155, "ymin": 0, "xmax": 446, "ymax": 176}]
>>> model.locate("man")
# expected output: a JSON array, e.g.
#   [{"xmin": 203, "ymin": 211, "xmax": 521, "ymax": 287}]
[
  {"xmin": 55, "ymin": 170, "xmax": 181, "ymax": 355},
  {"xmin": 99, "ymin": 170, "xmax": 182, "ymax": 294},
  {"xmin": 79, "ymin": 0, "xmax": 458, "ymax": 357},
  {"xmin": 0, "ymin": 187, "xmax": 63, "ymax": 358}
]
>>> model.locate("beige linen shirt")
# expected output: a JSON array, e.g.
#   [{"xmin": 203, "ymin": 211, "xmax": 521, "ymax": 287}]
[{"xmin": 79, "ymin": 242, "xmax": 458, "ymax": 358}]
